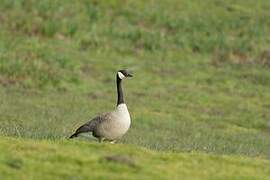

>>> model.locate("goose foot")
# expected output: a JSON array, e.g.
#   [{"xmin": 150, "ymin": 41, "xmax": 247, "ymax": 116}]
[{"xmin": 110, "ymin": 140, "xmax": 117, "ymax": 144}]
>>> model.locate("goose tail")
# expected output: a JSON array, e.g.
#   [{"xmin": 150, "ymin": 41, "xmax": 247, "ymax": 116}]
[
  {"xmin": 69, "ymin": 123, "xmax": 92, "ymax": 139},
  {"xmin": 69, "ymin": 133, "xmax": 78, "ymax": 139}
]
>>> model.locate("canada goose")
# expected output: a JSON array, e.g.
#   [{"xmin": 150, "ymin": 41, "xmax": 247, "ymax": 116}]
[{"xmin": 69, "ymin": 69, "xmax": 133, "ymax": 143}]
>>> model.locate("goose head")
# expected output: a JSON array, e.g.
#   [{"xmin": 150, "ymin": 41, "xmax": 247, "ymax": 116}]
[{"xmin": 117, "ymin": 69, "xmax": 133, "ymax": 80}]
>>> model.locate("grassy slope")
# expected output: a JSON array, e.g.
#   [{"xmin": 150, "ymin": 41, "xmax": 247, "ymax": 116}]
[
  {"xmin": 0, "ymin": 136, "xmax": 270, "ymax": 180},
  {"xmin": 1, "ymin": 0, "xmax": 270, "ymax": 178}
]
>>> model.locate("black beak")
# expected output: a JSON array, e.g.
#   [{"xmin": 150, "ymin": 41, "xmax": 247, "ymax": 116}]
[{"xmin": 127, "ymin": 73, "xmax": 133, "ymax": 77}]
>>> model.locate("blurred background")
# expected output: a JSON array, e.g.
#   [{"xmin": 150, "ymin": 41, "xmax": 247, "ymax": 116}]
[{"xmin": 0, "ymin": 0, "xmax": 270, "ymax": 159}]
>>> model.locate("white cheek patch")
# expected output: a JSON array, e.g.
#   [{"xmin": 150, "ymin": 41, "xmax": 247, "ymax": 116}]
[{"xmin": 118, "ymin": 72, "xmax": 125, "ymax": 79}]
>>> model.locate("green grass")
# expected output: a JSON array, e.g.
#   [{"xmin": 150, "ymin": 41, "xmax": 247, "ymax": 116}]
[
  {"xmin": 0, "ymin": 136, "xmax": 270, "ymax": 180},
  {"xmin": 1, "ymin": 77, "xmax": 270, "ymax": 158},
  {"xmin": 1, "ymin": 0, "xmax": 270, "ymax": 88},
  {"xmin": 1, "ymin": 0, "xmax": 270, "ymax": 179}
]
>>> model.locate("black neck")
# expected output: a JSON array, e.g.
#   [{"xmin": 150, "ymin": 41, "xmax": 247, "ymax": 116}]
[{"xmin": 116, "ymin": 75, "xmax": 124, "ymax": 106}]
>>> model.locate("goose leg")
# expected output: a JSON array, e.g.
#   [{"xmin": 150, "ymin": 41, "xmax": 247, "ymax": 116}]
[{"xmin": 98, "ymin": 137, "xmax": 105, "ymax": 143}]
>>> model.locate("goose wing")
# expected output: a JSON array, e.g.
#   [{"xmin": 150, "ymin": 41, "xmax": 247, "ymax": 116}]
[{"xmin": 69, "ymin": 112, "xmax": 111, "ymax": 138}]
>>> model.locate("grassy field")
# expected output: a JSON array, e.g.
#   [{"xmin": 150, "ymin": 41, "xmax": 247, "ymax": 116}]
[
  {"xmin": 1, "ymin": 137, "xmax": 270, "ymax": 180},
  {"xmin": 1, "ymin": 0, "xmax": 270, "ymax": 179}
]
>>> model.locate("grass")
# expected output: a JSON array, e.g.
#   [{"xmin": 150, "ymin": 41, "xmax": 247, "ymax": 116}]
[
  {"xmin": 1, "ymin": 62, "xmax": 270, "ymax": 158},
  {"xmin": 1, "ymin": 0, "xmax": 270, "ymax": 88},
  {"xmin": 0, "ymin": 136, "xmax": 270, "ymax": 180},
  {"xmin": 1, "ymin": 0, "xmax": 270, "ymax": 179}
]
